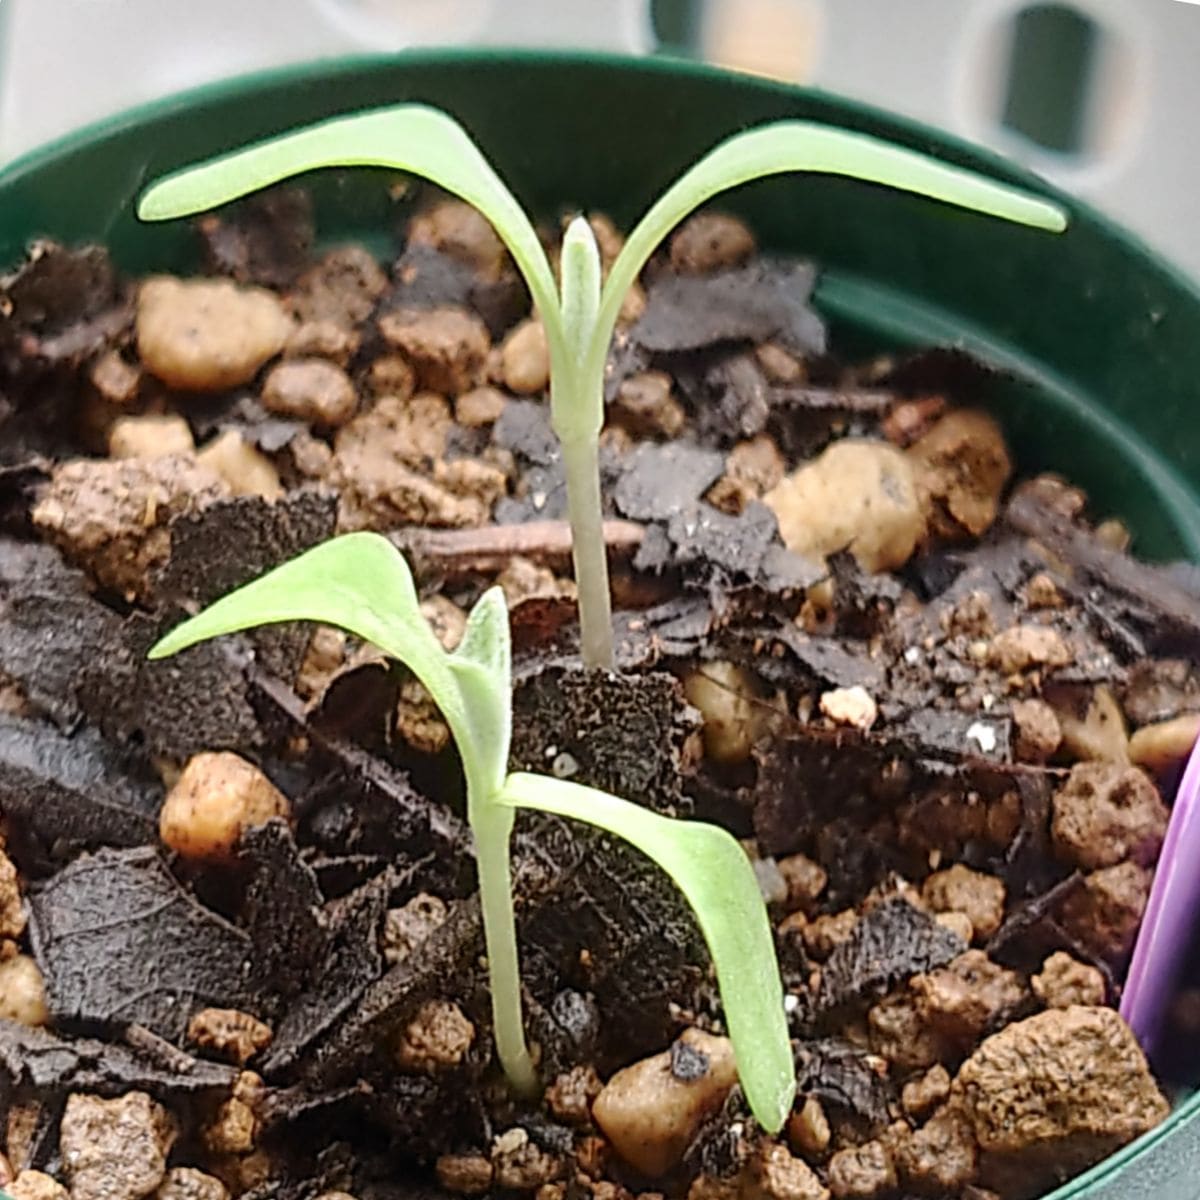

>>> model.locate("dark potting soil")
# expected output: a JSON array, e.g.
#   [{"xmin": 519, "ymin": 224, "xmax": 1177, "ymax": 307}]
[{"xmin": 0, "ymin": 191, "xmax": 1197, "ymax": 1200}]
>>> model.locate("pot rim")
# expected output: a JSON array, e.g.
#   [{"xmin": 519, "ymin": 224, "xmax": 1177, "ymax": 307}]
[{"xmin": 1, "ymin": 45, "xmax": 1197, "ymax": 305}]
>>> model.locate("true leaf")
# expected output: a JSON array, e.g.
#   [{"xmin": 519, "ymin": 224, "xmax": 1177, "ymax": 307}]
[{"xmin": 554, "ymin": 215, "xmax": 603, "ymax": 443}]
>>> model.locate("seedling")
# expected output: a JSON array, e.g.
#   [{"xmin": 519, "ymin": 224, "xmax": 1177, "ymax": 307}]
[
  {"xmin": 138, "ymin": 105, "xmax": 1068, "ymax": 669},
  {"xmin": 148, "ymin": 533, "xmax": 797, "ymax": 1130}
]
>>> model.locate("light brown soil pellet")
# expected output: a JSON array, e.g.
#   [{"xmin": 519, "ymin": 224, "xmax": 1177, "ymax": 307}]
[{"xmin": 159, "ymin": 752, "xmax": 290, "ymax": 862}]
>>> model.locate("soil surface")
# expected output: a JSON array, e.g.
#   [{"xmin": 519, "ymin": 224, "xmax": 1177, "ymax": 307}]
[{"xmin": 1, "ymin": 192, "xmax": 1198, "ymax": 1200}]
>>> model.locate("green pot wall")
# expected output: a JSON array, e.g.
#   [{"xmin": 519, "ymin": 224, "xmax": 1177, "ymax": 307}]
[{"xmin": 1, "ymin": 50, "xmax": 1198, "ymax": 1200}]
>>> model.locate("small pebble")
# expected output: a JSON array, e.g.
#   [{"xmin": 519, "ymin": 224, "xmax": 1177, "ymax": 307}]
[
  {"xmin": 367, "ymin": 354, "xmax": 417, "ymax": 400},
  {"xmin": 988, "ymin": 625, "xmax": 1071, "ymax": 676},
  {"xmin": 0, "ymin": 846, "xmax": 26, "ymax": 940},
  {"xmin": 901, "ymin": 1064, "xmax": 952, "ymax": 1120},
  {"xmin": 501, "ymin": 318, "xmax": 550, "ymax": 395},
  {"xmin": 956, "ymin": 1007, "xmax": 1168, "ymax": 1195},
  {"xmin": 296, "ymin": 625, "xmax": 348, "ymax": 699},
  {"xmin": 746, "ymin": 1143, "xmax": 829, "ymax": 1200},
  {"xmin": 612, "ymin": 371, "xmax": 685, "ymax": 439},
  {"xmin": 383, "ymin": 894, "xmax": 449, "ymax": 966},
  {"xmin": 156, "ymin": 1168, "xmax": 230, "ymax": 1200},
  {"xmin": 1024, "ymin": 571, "xmax": 1064, "ymax": 609},
  {"xmin": 1095, "ymin": 518, "xmax": 1131, "ymax": 551},
  {"xmin": 1011, "ymin": 698, "xmax": 1063, "ymax": 763},
  {"xmin": 0, "ymin": 955, "xmax": 48, "ymax": 1027},
  {"xmin": 933, "ymin": 911, "xmax": 976, "ymax": 943},
  {"xmin": 202, "ymin": 1095, "xmax": 256, "ymax": 1156},
  {"xmin": 435, "ymin": 1155, "xmax": 493, "ymax": 1196},
  {"xmin": 186, "ymin": 1008, "xmax": 273, "ymax": 1065},
  {"xmin": 491, "ymin": 1128, "xmax": 561, "ymax": 1192},
  {"xmin": 1129, "ymin": 712, "xmax": 1200, "ymax": 774},
  {"xmin": 592, "ymin": 1029, "xmax": 737, "ymax": 1178},
  {"xmin": 801, "ymin": 910, "xmax": 858, "ymax": 960},
  {"xmin": 196, "ymin": 430, "xmax": 282, "ymax": 501},
  {"xmin": 60, "ymin": 1092, "xmax": 175, "ymax": 1200},
  {"xmin": 107, "ymin": 414, "xmax": 195, "ymax": 460},
  {"xmin": 669, "ymin": 212, "xmax": 755, "ymax": 273},
  {"xmin": 922, "ymin": 864, "xmax": 1006, "ymax": 942},
  {"xmin": 394, "ymin": 999, "xmax": 475, "ymax": 1072},
  {"xmin": 1032, "ymin": 952, "xmax": 1106, "ymax": 1009},
  {"xmin": 545, "ymin": 1064, "xmax": 603, "ymax": 1126},
  {"xmin": 160, "ymin": 752, "xmax": 290, "ymax": 862},
  {"xmin": 378, "ymin": 306, "xmax": 490, "ymax": 396},
  {"xmin": 755, "ymin": 342, "xmax": 805, "ymax": 384},
  {"xmin": 908, "ymin": 408, "xmax": 1011, "ymax": 539},
  {"xmin": 765, "ymin": 440, "xmax": 925, "ymax": 573},
  {"xmin": 777, "ymin": 853, "xmax": 827, "ymax": 911},
  {"xmin": 683, "ymin": 661, "xmax": 763, "ymax": 765},
  {"xmin": 827, "ymin": 1140, "xmax": 896, "ymax": 1200},
  {"xmin": 1051, "ymin": 761, "xmax": 1168, "ymax": 871},
  {"xmin": 285, "ymin": 318, "xmax": 360, "ymax": 366},
  {"xmin": 1052, "ymin": 685, "xmax": 1130, "ymax": 763},
  {"xmin": 1059, "ymin": 861, "xmax": 1151, "ymax": 961},
  {"xmin": 90, "ymin": 351, "xmax": 142, "ymax": 406},
  {"xmin": 788, "ymin": 1095, "xmax": 831, "ymax": 1160},
  {"xmin": 262, "ymin": 358, "xmax": 357, "ymax": 427},
  {"xmin": 455, "ymin": 386, "xmax": 508, "ymax": 428},
  {"xmin": 8, "ymin": 1173, "xmax": 68, "ymax": 1200},
  {"xmin": 137, "ymin": 277, "xmax": 291, "ymax": 392},
  {"xmin": 551, "ymin": 752, "xmax": 579, "ymax": 780},
  {"xmin": 409, "ymin": 200, "xmax": 507, "ymax": 280},
  {"xmin": 819, "ymin": 686, "xmax": 877, "ymax": 732},
  {"xmin": 32, "ymin": 454, "xmax": 227, "ymax": 602}
]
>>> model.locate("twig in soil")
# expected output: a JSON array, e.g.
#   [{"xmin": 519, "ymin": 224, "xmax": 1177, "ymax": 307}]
[
  {"xmin": 248, "ymin": 668, "xmax": 470, "ymax": 861},
  {"xmin": 122, "ymin": 1024, "xmax": 205, "ymax": 1075},
  {"xmin": 1007, "ymin": 488, "xmax": 1200, "ymax": 645},
  {"xmin": 393, "ymin": 519, "xmax": 644, "ymax": 581}
]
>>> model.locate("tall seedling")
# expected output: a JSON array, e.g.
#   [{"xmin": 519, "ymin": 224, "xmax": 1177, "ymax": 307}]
[{"xmin": 140, "ymin": 105, "xmax": 1067, "ymax": 669}]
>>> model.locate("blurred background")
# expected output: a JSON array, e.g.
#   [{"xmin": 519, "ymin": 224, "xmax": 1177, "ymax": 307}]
[{"xmin": 2, "ymin": 0, "xmax": 1196, "ymax": 276}]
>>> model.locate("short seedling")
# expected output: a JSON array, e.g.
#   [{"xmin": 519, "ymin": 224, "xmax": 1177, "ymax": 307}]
[
  {"xmin": 149, "ymin": 533, "xmax": 798, "ymax": 1130},
  {"xmin": 139, "ymin": 105, "xmax": 1067, "ymax": 670}
]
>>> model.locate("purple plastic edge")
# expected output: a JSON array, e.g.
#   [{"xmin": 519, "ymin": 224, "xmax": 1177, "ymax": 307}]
[{"xmin": 1120, "ymin": 728, "xmax": 1200, "ymax": 1056}]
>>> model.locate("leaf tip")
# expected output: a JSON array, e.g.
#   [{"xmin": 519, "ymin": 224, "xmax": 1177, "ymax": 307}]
[
  {"xmin": 136, "ymin": 177, "xmax": 188, "ymax": 224},
  {"xmin": 135, "ymin": 187, "xmax": 165, "ymax": 224},
  {"xmin": 563, "ymin": 212, "xmax": 594, "ymax": 246},
  {"xmin": 146, "ymin": 631, "xmax": 180, "ymax": 661}
]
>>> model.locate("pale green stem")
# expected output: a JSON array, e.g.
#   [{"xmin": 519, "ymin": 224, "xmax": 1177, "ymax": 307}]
[
  {"xmin": 473, "ymin": 801, "xmax": 540, "ymax": 1095},
  {"xmin": 559, "ymin": 433, "xmax": 614, "ymax": 670}
]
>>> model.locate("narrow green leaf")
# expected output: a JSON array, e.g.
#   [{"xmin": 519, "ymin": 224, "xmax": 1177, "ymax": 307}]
[
  {"xmin": 553, "ymin": 216, "xmax": 603, "ymax": 442},
  {"xmin": 447, "ymin": 587, "xmax": 514, "ymax": 798},
  {"xmin": 148, "ymin": 532, "xmax": 493, "ymax": 788},
  {"xmin": 498, "ymin": 771, "xmax": 796, "ymax": 1132},
  {"xmin": 588, "ymin": 119, "xmax": 1069, "ymax": 384},
  {"xmin": 138, "ymin": 104, "xmax": 563, "ymax": 348}
]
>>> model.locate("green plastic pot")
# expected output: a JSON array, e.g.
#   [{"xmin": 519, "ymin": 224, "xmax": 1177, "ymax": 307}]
[{"xmin": 2, "ymin": 49, "xmax": 1198, "ymax": 1200}]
